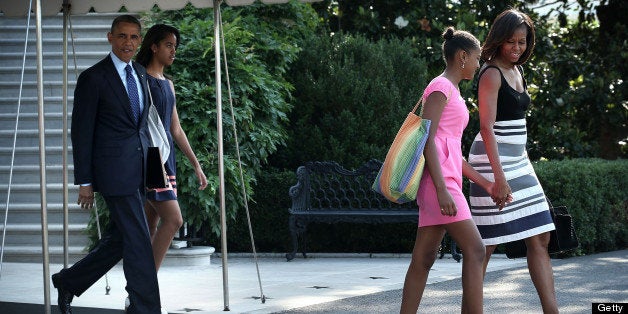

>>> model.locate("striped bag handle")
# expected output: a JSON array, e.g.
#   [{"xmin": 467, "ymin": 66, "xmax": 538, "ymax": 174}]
[
  {"xmin": 412, "ymin": 83, "xmax": 455, "ymax": 117},
  {"xmin": 411, "ymin": 97, "xmax": 425, "ymax": 116}
]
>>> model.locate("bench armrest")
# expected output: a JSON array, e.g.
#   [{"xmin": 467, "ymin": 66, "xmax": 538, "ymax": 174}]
[{"xmin": 289, "ymin": 166, "xmax": 309, "ymax": 212}]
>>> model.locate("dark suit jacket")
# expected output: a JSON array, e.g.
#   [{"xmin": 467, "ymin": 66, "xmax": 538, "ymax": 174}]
[{"xmin": 71, "ymin": 54, "xmax": 151, "ymax": 196}]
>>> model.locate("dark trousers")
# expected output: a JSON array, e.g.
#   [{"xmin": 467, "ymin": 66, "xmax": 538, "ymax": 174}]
[{"xmin": 58, "ymin": 189, "xmax": 161, "ymax": 313}]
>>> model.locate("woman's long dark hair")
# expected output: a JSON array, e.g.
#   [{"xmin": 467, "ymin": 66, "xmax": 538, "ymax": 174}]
[
  {"xmin": 481, "ymin": 9, "xmax": 535, "ymax": 65},
  {"xmin": 136, "ymin": 24, "xmax": 180, "ymax": 67}
]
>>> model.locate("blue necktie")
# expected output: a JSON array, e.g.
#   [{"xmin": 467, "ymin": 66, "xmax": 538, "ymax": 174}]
[{"xmin": 125, "ymin": 64, "xmax": 140, "ymax": 124}]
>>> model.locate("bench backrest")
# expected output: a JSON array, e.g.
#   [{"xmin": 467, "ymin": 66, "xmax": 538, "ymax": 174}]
[{"xmin": 289, "ymin": 160, "xmax": 418, "ymax": 212}]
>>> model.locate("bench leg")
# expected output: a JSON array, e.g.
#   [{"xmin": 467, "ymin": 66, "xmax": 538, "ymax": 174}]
[
  {"xmin": 286, "ymin": 216, "xmax": 309, "ymax": 261},
  {"xmin": 301, "ymin": 228, "xmax": 308, "ymax": 259},
  {"xmin": 439, "ymin": 234, "xmax": 462, "ymax": 262},
  {"xmin": 438, "ymin": 237, "xmax": 446, "ymax": 259},
  {"xmin": 286, "ymin": 215, "xmax": 299, "ymax": 261},
  {"xmin": 451, "ymin": 239, "xmax": 462, "ymax": 263}
]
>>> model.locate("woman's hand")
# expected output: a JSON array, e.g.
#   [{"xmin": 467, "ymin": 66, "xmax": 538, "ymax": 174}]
[
  {"xmin": 491, "ymin": 177, "xmax": 512, "ymax": 210},
  {"xmin": 437, "ymin": 187, "xmax": 457, "ymax": 216}
]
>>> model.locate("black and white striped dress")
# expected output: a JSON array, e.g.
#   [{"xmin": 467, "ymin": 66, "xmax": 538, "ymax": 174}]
[{"xmin": 468, "ymin": 66, "xmax": 554, "ymax": 245}]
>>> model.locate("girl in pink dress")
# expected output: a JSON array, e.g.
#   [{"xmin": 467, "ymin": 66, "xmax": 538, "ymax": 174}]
[{"xmin": 400, "ymin": 27, "xmax": 501, "ymax": 313}]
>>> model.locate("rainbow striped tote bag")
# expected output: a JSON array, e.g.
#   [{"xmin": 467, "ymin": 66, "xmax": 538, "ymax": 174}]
[{"xmin": 372, "ymin": 99, "xmax": 430, "ymax": 204}]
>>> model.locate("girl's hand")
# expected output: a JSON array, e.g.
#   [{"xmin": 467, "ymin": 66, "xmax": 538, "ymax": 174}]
[
  {"xmin": 195, "ymin": 166, "xmax": 208, "ymax": 190},
  {"xmin": 437, "ymin": 188, "xmax": 457, "ymax": 216},
  {"xmin": 491, "ymin": 193, "xmax": 513, "ymax": 210},
  {"xmin": 490, "ymin": 178, "xmax": 512, "ymax": 210}
]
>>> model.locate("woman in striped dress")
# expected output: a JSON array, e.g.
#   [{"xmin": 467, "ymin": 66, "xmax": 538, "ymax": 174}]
[{"xmin": 468, "ymin": 9, "xmax": 558, "ymax": 313}]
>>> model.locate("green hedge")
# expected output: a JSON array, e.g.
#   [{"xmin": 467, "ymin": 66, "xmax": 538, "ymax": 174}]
[
  {"xmin": 533, "ymin": 159, "xmax": 628, "ymax": 254},
  {"xmin": 271, "ymin": 33, "xmax": 431, "ymax": 171},
  {"xmin": 213, "ymin": 159, "xmax": 627, "ymax": 256},
  {"xmin": 87, "ymin": 159, "xmax": 626, "ymax": 256}
]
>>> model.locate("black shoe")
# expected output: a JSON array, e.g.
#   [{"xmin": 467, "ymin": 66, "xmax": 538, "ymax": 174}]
[{"xmin": 52, "ymin": 273, "xmax": 73, "ymax": 314}]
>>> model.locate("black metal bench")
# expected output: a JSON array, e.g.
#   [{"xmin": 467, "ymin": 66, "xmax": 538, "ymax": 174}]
[
  {"xmin": 285, "ymin": 160, "xmax": 461, "ymax": 262},
  {"xmin": 285, "ymin": 160, "xmax": 420, "ymax": 261}
]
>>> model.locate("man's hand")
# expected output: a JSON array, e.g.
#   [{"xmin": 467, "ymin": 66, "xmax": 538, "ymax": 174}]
[{"xmin": 77, "ymin": 185, "xmax": 95, "ymax": 209}]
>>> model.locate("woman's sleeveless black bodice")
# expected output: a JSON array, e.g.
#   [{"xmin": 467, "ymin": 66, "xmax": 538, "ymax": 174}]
[{"xmin": 477, "ymin": 65, "xmax": 531, "ymax": 121}]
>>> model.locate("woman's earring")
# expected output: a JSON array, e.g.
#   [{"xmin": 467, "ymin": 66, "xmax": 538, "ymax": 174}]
[{"xmin": 461, "ymin": 61, "xmax": 465, "ymax": 69}]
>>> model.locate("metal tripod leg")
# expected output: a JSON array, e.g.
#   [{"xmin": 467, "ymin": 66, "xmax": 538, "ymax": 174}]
[{"xmin": 93, "ymin": 199, "xmax": 111, "ymax": 295}]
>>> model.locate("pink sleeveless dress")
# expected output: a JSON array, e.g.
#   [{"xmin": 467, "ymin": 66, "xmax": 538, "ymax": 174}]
[{"xmin": 416, "ymin": 77, "xmax": 472, "ymax": 227}]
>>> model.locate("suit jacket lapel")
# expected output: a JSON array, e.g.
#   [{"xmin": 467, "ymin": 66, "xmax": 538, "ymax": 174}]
[
  {"xmin": 134, "ymin": 64, "xmax": 150, "ymax": 125},
  {"xmin": 102, "ymin": 55, "xmax": 137, "ymax": 124}
]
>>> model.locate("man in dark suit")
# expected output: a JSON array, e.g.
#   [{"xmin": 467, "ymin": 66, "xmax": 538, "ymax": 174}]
[{"xmin": 51, "ymin": 15, "xmax": 161, "ymax": 314}]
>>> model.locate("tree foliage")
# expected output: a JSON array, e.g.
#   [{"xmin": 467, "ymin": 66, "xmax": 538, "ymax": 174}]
[
  {"xmin": 311, "ymin": 0, "xmax": 532, "ymax": 40},
  {"xmin": 142, "ymin": 2, "xmax": 319, "ymax": 236},
  {"xmin": 527, "ymin": 0, "xmax": 627, "ymax": 159},
  {"xmin": 304, "ymin": 0, "xmax": 626, "ymax": 160},
  {"xmin": 270, "ymin": 34, "xmax": 430, "ymax": 170}
]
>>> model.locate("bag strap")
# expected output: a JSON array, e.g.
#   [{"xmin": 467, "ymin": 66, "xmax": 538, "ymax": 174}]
[
  {"xmin": 146, "ymin": 81, "xmax": 155, "ymax": 109},
  {"xmin": 414, "ymin": 82, "xmax": 455, "ymax": 116},
  {"xmin": 412, "ymin": 97, "xmax": 425, "ymax": 116},
  {"xmin": 545, "ymin": 197, "xmax": 557, "ymax": 219}
]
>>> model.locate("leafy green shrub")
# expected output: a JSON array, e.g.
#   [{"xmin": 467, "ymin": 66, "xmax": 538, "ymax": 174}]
[
  {"xmin": 85, "ymin": 193, "xmax": 111, "ymax": 251},
  {"xmin": 534, "ymin": 158, "xmax": 628, "ymax": 254},
  {"xmin": 206, "ymin": 168, "xmax": 295, "ymax": 253},
  {"xmin": 271, "ymin": 33, "xmax": 431, "ymax": 171},
  {"xmin": 142, "ymin": 3, "xmax": 318, "ymax": 235}
]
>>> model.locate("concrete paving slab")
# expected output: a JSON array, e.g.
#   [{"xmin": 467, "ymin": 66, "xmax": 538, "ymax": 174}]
[{"xmin": 0, "ymin": 252, "xmax": 527, "ymax": 313}]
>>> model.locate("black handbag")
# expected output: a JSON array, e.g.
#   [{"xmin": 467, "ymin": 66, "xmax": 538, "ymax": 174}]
[
  {"xmin": 146, "ymin": 147, "xmax": 169, "ymax": 189},
  {"xmin": 145, "ymin": 81, "xmax": 170, "ymax": 190},
  {"xmin": 505, "ymin": 200, "xmax": 579, "ymax": 258}
]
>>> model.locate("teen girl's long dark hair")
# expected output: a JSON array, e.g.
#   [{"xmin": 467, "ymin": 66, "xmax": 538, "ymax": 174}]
[{"xmin": 136, "ymin": 24, "xmax": 180, "ymax": 67}]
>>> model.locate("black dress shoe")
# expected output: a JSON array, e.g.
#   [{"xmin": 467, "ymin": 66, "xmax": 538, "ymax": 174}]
[{"xmin": 52, "ymin": 273, "xmax": 74, "ymax": 314}]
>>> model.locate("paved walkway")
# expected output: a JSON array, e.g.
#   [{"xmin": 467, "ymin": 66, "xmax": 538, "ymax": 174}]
[
  {"xmin": 278, "ymin": 250, "xmax": 628, "ymax": 314},
  {"xmin": 0, "ymin": 250, "xmax": 625, "ymax": 313}
]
